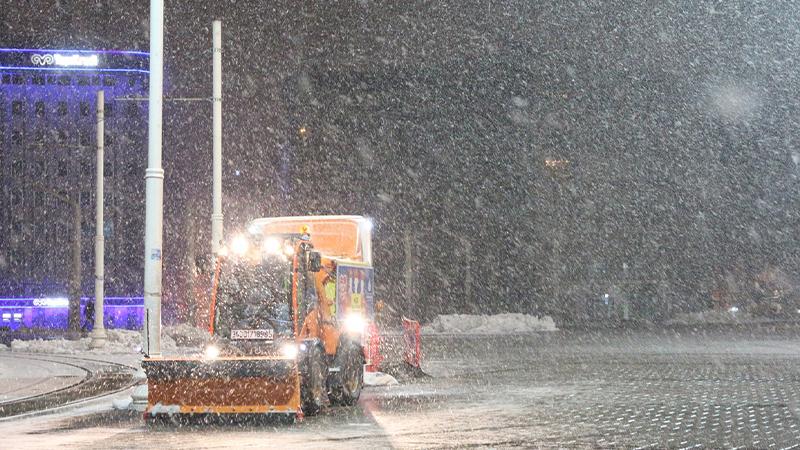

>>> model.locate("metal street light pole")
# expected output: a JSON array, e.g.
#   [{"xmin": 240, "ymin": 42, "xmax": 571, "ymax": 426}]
[
  {"xmin": 89, "ymin": 90, "xmax": 107, "ymax": 349},
  {"xmin": 211, "ymin": 20, "xmax": 224, "ymax": 256},
  {"xmin": 143, "ymin": 0, "xmax": 164, "ymax": 357}
]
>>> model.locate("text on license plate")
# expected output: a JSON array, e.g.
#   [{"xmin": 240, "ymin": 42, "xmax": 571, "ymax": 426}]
[{"xmin": 230, "ymin": 329, "xmax": 274, "ymax": 340}]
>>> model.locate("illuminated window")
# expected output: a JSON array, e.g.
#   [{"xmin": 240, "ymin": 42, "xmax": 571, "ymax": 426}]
[
  {"xmin": 33, "ymin": 130, "xmax": 45, "ymax": 146},
  {"xmin": 12, "ymin": 160, "xmax": 24, "ymax": 177},
  {"xmin": 11, "ymin": 129, "xmax": 23, "ymax": 145},
  {"xmin": 10, "ymin": 189, "xmax": 22, "ymax": 206},
  {"xmin": 126, "ymin": 103, "xmax": 139, "ymax": 118},
  {"xmin": 80, "ymin": 191, "xmax": 92, "ymax": 209},
  {"xmin": 79, "ymin": 130, "xmax": 91, "ymax": 147}
]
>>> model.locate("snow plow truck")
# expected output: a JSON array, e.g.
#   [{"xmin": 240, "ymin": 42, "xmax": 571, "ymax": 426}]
[{"xmin": 142, "ymin": 215, "xmax": 377, "ymax": 422}]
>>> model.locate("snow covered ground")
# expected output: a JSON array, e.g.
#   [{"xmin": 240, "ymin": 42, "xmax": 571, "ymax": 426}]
[
  {"xmin": 363, "ymin": 371, "xmax": 399, "ymax": 386},
  {"xmin": 1, "ymin": 328, "xmax": 799, "ymax": 448},
  {"xmin": 421, "ymin": 313, "xmax": 557, "ymax": 334}
]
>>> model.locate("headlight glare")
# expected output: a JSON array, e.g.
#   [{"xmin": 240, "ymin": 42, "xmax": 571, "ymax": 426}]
[
  {"xmin": 344, "ymin": 313, "xmax": 366, "ymax": 335},
  {"xmin": 204, "ymin": 344, "xmax": 220, "ymax": 359},
  {"xmin": 262, "ymin": 237, "xmax": 281, "ymax": 255},
  {"xmin": 231, "ymin": 234, "xmax": 250, "ymax": 256},
  {"xmin": 280, "ymin": 342, "xmax": 299, "ymax": 359}
]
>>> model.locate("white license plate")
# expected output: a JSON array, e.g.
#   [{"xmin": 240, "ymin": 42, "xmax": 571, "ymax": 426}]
[{"xmin": 230, "ymin": 329, "xmax": 274, "ymax": 340}]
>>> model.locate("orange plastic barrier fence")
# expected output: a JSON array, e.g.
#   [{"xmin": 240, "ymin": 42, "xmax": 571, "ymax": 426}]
[
  {"xmin": 364, "ymin": 322, "xmax": 383, "ymax": 372},
  {"xmin": 402, "ymin": 317, "xmax": 422, "ymax": 368}
]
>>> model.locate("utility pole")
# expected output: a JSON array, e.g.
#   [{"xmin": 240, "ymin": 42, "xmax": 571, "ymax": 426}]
[
  {"xmin": 69, "ymin": 197, "xmax": 82, "ymax": 333},
  {"xmin": 90, "ymin": 90, "xmax": 107, "ymax": 349},
  {"xmin": 143, "ymin": 0, "xmax": 164, "ymax": 357},
  {"xmin": 544, "ymin": 158, "xmax": 570, "ymax": 319},
  {"xmin": 464, "ymin": 240, "xmax": 472, "ymax": 310},
  {"xmin": 211, "ymin": 20, "xmax": 223, "ymax": 256},
  {"xmin": 403, "ymin": 228, "xmax": 415, "ymax": 308}
]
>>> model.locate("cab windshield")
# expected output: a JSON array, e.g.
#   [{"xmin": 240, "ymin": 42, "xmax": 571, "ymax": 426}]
[{"xmin": 213, "ymin": 257, "xmax": 292, "ymax": 338}]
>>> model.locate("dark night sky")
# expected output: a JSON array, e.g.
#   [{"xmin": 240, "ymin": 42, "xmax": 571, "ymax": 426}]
[{"xmin": 2, "ymin": 1, "xmax": 800, "ymax": 322}]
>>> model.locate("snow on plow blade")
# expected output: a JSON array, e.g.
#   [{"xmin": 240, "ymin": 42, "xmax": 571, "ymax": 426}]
[{"xmin": 142, "ymin": 358, "xmax": 301, "ymax": 415}]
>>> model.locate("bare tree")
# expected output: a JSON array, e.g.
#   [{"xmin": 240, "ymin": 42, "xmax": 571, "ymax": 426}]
[{"xmin": 31, "ymin": 184, "xmax": 83, "ymax": 333}]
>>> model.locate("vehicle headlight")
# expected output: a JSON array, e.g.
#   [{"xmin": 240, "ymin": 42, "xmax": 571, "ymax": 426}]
[
  {"xmin": 280, "ymin": 342, "xmax": 299, "ymax": 359},
  {"xmin": 262, "ymin": 237, "xmax": 281, "ymax": 255},
  {"xmin": 204, "ymin": 344, "xmax": 220, "ymax": 359},
  {"xmin": 344, "ymin": 313, "xmax": 366, "ymax": 335},
  {"xmin": 231, "ymin": 234, "xmax": 250, "ymax": 256}
]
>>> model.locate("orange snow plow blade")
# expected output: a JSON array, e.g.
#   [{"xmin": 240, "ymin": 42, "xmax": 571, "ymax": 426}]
[{"xmin": 142, "ymin": 357, "xmax": 301, "ymax": 416}]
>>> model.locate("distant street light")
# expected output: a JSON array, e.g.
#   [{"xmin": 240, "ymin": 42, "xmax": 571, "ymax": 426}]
[{"xmin": 544, "ymin": 158, "xmax": 570, "ymax": 171}]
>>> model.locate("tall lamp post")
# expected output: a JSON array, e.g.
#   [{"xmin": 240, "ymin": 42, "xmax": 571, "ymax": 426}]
[
  {"xmin": 211, "ymin": 20, "xmax": 224, "ymax": 256},
  {"xmin": 90, "ymin": 90, "xmax": 107, "ymax": 349},
  {"xmin": 143, "ymin": 0, "xmax": 165, "ymax": 357}
]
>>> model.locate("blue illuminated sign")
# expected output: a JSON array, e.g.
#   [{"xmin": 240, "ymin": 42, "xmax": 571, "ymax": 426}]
[
  {"xmin": 0, "ymin": 297, "xmax": 144, "ymax": 330},
  {"xmin": 0, "ymin": 48, "xmax": 148, "ymax": 73}
]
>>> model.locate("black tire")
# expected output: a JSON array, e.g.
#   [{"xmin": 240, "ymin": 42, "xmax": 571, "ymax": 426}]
[
  {"xmin": 299, "ymin": 343, "xmax": 326, "ymax": 416},
  {"xmin": 329, "ymin": 341, "xmax": 364, "ymax": 406}
]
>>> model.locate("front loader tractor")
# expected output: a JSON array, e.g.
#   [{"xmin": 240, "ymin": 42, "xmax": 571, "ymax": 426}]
[{"xmin": 143, "ymin": 216, "xmax": 376, "ymax": 422}]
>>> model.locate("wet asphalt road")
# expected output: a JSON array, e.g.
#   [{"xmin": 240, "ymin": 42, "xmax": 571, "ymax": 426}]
[{"xmin": 2, "ymin": 326, "xmax": 799, "ymax": 449}]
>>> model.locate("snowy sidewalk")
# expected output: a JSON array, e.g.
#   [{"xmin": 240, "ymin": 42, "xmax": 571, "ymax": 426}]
[{"xmin": 0, "ymin": 354, "xmax": 87, "ymax": 403}]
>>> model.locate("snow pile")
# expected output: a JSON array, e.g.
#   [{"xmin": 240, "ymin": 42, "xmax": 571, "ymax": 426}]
[
  {"xmin": 364, "ymin": 371, "xmax": 399, "ymax": 386},
  {"xmin": 112, "ymin": 396, "xmax": 133, "ymax": 411},
  {"xmin": 0, "ymin": 343, "xmax": 8, "ymax": 351},
  {"xmin": 665, "ymin": 310, "xmax": 758, "ymax": 326},
  {"xmin": 163, "ymin": 323, "xmax": 210, "ymax": 347},
  {"xmin": 10, "ymin": 329, "xmax": 177, "ymax": 354},
  {"xmin": 422, "ymin": 313, "xmax": 557, "ymax": 334}
]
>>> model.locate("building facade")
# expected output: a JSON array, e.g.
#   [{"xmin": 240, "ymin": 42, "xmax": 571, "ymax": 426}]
[{"xmin": 0, "ymin": 48, "xmax": 149, "ymax": 304}]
